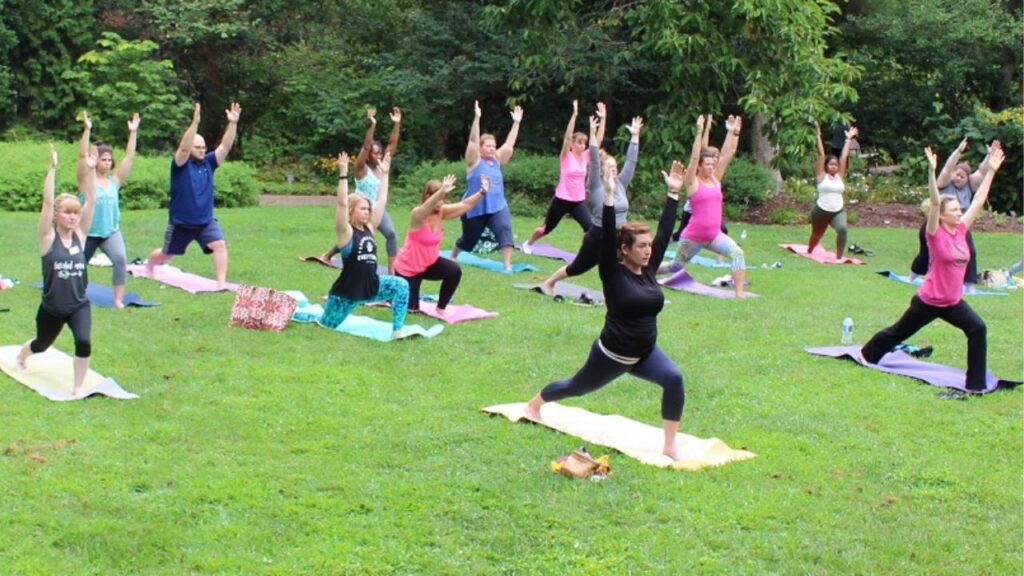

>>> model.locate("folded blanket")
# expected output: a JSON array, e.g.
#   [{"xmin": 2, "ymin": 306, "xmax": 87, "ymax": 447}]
[{"xmin": 779, "ymin": 243, "xmax": 864, "ymax": 265}]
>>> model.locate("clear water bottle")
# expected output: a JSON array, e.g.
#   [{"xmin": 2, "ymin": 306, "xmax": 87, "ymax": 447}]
[
  {"xmin": 841, "ymin": 316, "xmax": 854, "ymax": 344},
  {"xmin": 740, "ymin": 229, "xmax": 747, "ymax": 240}
]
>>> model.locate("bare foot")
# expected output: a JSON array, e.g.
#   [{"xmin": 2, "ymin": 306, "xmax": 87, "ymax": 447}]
[
  {"xmin": 434, "ymin": 307, "xmax": 447, "ymax": 317},
  {"xmin": 392, "ymin": 329, "xmax": 411, "ymax": 341},
  {"xmin": 538, "ymin": 282, "xmax": 555, "ymax": 297},
  {"xmin": 16, "ymin": 341, "xmax": 31, "ymax": 370},
  {"xmin": 113, "ymin": 301, "xmax": 125, "ymax": 309},
  {"xmin": 663, "ymin": 446, "xmax": 680, "ymax": 461},
  {"xmin": 71, "ymin": 386, "xmax": 83, "ymax": 398},
  {"xmin": 522, "ymin": 403, "xmax": 542, "ymax": 423}
]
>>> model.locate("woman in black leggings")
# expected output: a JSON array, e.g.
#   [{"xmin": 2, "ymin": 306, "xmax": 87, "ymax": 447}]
[
  {"xmin": 525, "ymin": 160, "xmax": 685, "ymax": 460},
  {"xmin": 18, "ymin": 117, "xmax": 98, "ymax": 397}
]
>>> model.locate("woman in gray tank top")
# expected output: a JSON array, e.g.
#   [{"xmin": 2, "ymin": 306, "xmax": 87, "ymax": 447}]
[{"xmin": 17, "ymin": 116, "xmax": 99, "ymax": 397}]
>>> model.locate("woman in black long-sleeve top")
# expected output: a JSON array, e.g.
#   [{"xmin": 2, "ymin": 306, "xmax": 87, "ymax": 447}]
[{"xmin": 524, "ymin": 160, "xmax": 686, "ymax": 460}]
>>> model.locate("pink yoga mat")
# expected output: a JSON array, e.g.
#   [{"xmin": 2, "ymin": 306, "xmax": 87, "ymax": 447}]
[
  {"xmin": 779, "ymin": 243, "xmax": 864, "ymax": 265},
  {"xmin": 127, "ymin": 264, "xmax": 238, "ymax": 294},
  {"xmin": 659, "ymin": 270, "xmax": 758, "ymax": 299},
  {"xmin": 414, "ymin": 302, "xmax": 499, "ymax": 324}
]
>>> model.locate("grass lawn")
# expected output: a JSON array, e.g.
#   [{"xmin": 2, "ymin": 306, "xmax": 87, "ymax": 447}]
[{"xmin": 1, "ymin": 200, "xmax": 1021, "ymax": 575}]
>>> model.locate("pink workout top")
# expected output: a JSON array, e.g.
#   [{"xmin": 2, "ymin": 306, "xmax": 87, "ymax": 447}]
[
  {"xmin": 682, "ymin": 179, "xmax": 723, "ymax": 243},
  {"xmin": 394, "ymin": 222, "xmax": 443, "ymax": 277},
  {"xmin": 553, "ymin": 149, "xmax": 590, "ymax": 202},
  {"xmin": 919, "ymin": 222, "xmax": 969, "ymax": 307}
]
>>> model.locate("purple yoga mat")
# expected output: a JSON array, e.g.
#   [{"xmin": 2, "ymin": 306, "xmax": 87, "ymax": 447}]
[
  {"xmin": 127, "ymin": 264, "xmax": 238, "ymax": 294},
  {"xmin": 805, "ymin": 345, "xmax": 1019, "ymax": 393},
  {"xmin": 780, "ymin": 243, "xmax": 864, "ymax": 265},
  {"xmin": 517, "ymin": 243, "xmax": 575, "ymax": 263},
  {"xmin": 659, "ymin": 270, "xmax": 758, "ymax": 299}
]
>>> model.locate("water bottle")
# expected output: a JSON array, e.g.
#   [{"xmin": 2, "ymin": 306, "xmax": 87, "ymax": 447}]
[
  {"xmin": 740, "ymin": 229, "xmax": 747, "ymax": 241},
  {"xmin": 841, "ymin": 316, "xmax": 854, "ymax": 345}
]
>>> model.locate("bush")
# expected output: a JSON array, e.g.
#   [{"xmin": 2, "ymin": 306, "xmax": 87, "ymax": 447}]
[
  {"xmin": 723, "ymin": 156, "xmax": 776, "ymax": 211},
  {"xmin": 770, "ymin": 208, "xmax": 805, "ymax": 225},
  {"xmin": 0, "ymin": 140, "xmax": 260, "ymax": 211}
]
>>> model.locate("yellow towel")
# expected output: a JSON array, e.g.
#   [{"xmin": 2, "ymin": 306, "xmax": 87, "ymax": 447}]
[
  {"xmin": 483, "ymin": 402, "xmax": 755, "ymax": 471},
  {"xmin": 0, "ymin": 345, "xmax": 137, "ymax": 401}
]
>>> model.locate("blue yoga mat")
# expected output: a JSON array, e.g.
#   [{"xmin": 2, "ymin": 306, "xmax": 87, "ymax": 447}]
[
  {"xmin": 34, "ymin": 282, "xmax": 159, "ymax": 308},
  {"xmin": 440, "ymin": 250, "xmax": 538, "ymax": 273},
  {"xmin": 291, "ymin": 302, "xmax": 443, "ymax": 341},
  {"xmin": 664, "ymin": 250, "xmax": 755, "ymax": 269},
  {"xmin": 876, "ymin": 270, "xmax": 1008, "ymax": 297}
]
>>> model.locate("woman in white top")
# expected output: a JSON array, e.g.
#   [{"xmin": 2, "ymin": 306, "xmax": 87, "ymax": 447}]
[{"xmin": 806, "ymin": 122, "xmax": 857, "ymax": 259}]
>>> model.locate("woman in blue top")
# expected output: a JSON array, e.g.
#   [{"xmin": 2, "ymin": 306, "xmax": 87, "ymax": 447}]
[
  {"xmin": 83, "ymin": 113, "xmax": 139, "ymax": 308},
  {"xmin": 450, "ymin": 100, "xmax": 523, "ymax": 272}
]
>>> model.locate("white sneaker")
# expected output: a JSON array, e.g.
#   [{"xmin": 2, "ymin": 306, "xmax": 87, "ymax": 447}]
[{"xmin": 521, "ymin": 242, "xmax": 533, "ymax": 255}]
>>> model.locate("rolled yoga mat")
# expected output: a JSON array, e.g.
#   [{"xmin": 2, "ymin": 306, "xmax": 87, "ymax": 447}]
[
  {"xmin": 33, "ymin": 282, "xmax": 159, "ymax": 308},
  {"xmin": 127, "ymin": 264, "xmax": 238, "ymax": 294},
  {"xmin": 779, "ymin": 243, "xmax": 864, "ymax": 265},
  {"xmin": 875, "ymin": 270, "xmax": 1009, "ymax": 297},
  {"xmin": 516, "ymin": 242, "xmax": 576, "ymax": 263},
  {"xmin": 483, "ymin": 402, "xmax": 756, "ymax": 471},
  {"xmin": 659, "ymin": 270, "xmax": 758, "ymax": 299},
  {"xmin": 440, "ymin": 250, "xmax": 538, "ymax": 273},
  {"xmin": 512, "ymin": 282, "xmax": 605, "ymax": 305},
  {"xmin": 0, "ymin": 345, "xmax": 138, "ymax": 401},
  {"xmin": 805, "ymin": 345, "xmax": 1020, "ymax": 393}
]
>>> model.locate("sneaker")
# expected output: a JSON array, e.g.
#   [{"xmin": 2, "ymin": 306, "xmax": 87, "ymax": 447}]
[{"xmin": 521, "ymin": 242, "xmax": 533, "ymax": 255}]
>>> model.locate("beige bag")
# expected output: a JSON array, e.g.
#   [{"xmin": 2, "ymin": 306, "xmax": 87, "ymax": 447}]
[{"xmin": 552, "ymin": 448, "xmax": 611, "ymax": 479}]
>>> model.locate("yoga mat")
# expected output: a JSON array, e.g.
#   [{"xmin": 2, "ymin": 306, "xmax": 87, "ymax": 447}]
[
  {"xmin": 876, "ymin": 270, "xmax": 1009, "ymax": 297},
  {"xmin": 440, "ymin": 250, "xmax": 538, "ymax": 274},
  {"xmin": 33, "ymin": 282, "xmax": 159, "ymax": 308},
  {"xmin": 414, "ymin": 302, "xmax": 498, "ymax": 324},
  {"xmin": 517, "ymin": 243, "xmax": 576, "ymax": 263},
  {"xmin": 659, "ymin": 270, "xmax": 759, "ymax": 299},
  {"xmin": 483, "ymin": 402, "xmax": 756, "ymax": 471},
  {"xmin": 805, "ymin": 345, "xmax": 1020, "ymax": 393},
  {"xmin": 127, "ymin": 264, "xmax": 238, "ymax": 294},
  {"xmin": 0, "ymin": 345, "xmax": 138, "ymax": 401},
  {"xmin": 664, "ymin": 251, "xmax": 755, "ymax": 269},
  {"xmin": 290, "ymin": 300, "xmax": 444, "ymax": 341},
  {"xmin": 779, "ymin": 243, "xmax": 864, "ymax": 265},
  {"xmin": 512, "ymin": 282, "xmax": 605, "ymax": 305}
]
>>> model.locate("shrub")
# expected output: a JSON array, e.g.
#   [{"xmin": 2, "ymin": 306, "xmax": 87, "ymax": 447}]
[
  {"xmin": 723, "ymin": 156, "xmax": 777, "ymax": 211},
  {"xmin": 770, "ymin": 208, "xmax": 805, "ymax": 225}
]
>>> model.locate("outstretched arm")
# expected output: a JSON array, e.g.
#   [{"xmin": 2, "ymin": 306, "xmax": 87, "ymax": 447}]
[
  {"xmin": 497, "ymin": 105, "xmax": 523, "ymax": 166},
  {"xmin": 38, "ymin": 145, "xmax": 57, "ymax": 252},
  {"xmin": 925, "ymin": 148, "xmax": 941, "ymax": 236},
  {"xmin": 214, "ymin": 102, "xmax": 241, "ymax": 166},
  {"xmin": 968, "ymin": 139, "xmax": 1001, "ymax": 191},
  {"xmin": 715, "ymin": 115, "xmax": 741, "ymax": 180},
  {"xmin": 838, "ymin": 126, "xmax": 858, "ymax": 179},
  {"xmin": 465, "ymin": 101, "xmax": 481, "ymax": 169},
  {"xmin": 936, "ymin": 138, "xmax": 967, "ymax": 189},
  {"xmin": 442, "ymin": 175, "xmax": 488, "ymax": 220},
  {"xmin": 114, "ymin": 113, "xmax": 140, "ymax": 186},
  {"xmin": 335, "ymin": 152, "xmax": 353, "ymax": 249},
  {"xmin": 650, "ymin": 160, "xmax": 684, "ymax": 270},
  {"xmin": 370, "ymin": 153, "xmax": 392, "ymax": 229},
  {"xmin": 174, "ymin": 104, "xmax": 201, "ymax": 167},
  {"xmin": 617, "ymin": 116, "xmax": 643, "ymax": 188},
  {"xmin": 963, "ymin": 148, "xmax": 1004, "ymax": 230},
  {"xmin": 77, "ymin": 116, "xmax": 98, "ymax": 239},
  {"xmin": 585, "ymin": 119, "xmax": 603, "ymax": 210},
  {"xmin": 410, "ymin": 174, "xmax": 456, "ymax": 228},
  {"xmin": 813, "ymin": 121, "xmax": 826, "ymax": 182},
  {"xmin": 701, "ymin": 113, "xmax": 713, "ymax": 149},
  {"xmin": 385, "ymin": 107, "xmax": 402, "ymax": 156},
  {"xmin": 559, "ymin": 101, "xmax": 579, "ymax": 157},
  {"xmin": 594, "ymin": 102, "xmax": 607, "ymax": 148},
  {"xmin": 683, "ymin": 115, "xmax": 705, "ymax": 190},
  {"xmin": 355, "ymin": 108, "xmax": 377, "ymax": 179}
]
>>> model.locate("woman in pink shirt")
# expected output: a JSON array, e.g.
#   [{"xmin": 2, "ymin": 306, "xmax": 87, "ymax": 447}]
[
  {"xmin": 861, "ymin": 146, "xmax": 1004, "ymax": 392},
  {"xmin": 394, "ymin": 174, "xmax": 489, "ymax": 314},
  {"xmin": 523, "ymin": 101, "xmax": 606, "ymax": 253}
]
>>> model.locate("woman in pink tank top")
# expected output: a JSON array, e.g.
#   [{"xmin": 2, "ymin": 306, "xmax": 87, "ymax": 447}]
[
  {"xmin": 394, "ymin": 174, "xmax": 489, "ymax": 314},
  {"xmin": 861, "ymin": 146, "xmax": 1005, "ymax": 394},
  {"xmin": 659, "ymin": 114, "xmax": 749, "ymax": 298}
]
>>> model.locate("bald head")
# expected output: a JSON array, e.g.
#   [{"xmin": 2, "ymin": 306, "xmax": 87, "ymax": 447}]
[{"xmin": 191, "ymin": 135, "xmax": 208, "ymax": 162}]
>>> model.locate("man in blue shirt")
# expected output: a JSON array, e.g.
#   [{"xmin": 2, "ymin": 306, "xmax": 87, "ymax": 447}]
[{"xmin": 145, "ymin": 102, "xmax": 241, "ymax": 289}]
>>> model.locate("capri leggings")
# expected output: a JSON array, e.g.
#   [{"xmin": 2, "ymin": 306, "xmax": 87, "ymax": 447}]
[
  {"xmin": 31, "ymin": 304, "xmax": 92, "ymax": 358},
  {"xmin": 84, "ymin": 231, "xmax": 128, "ymax": 286},
  {"xmin": 540, "ymin": 340, "xmax": 685, "ymax": 421},
  {"xmin": 456, "ymin": 208, "xmax": 514, "ymax": 252},
  {"xmin": 807, "ymin": 206, "xmax": 848, "ymax": 257},
  {"xmin": 669, "ymin": 233, "xmax": 745, "ymax": 272},
  {"xmin": 377, "ymin": 210, "xmax": 398, "ymax": 258},
  {"xmin": 318, "ymin": 275, "xmax": 409, "ymax": 332},
  {"xmin": 565, "ymin": 225, "xmax": 602, "ymax": 277},
  {"xmin": 542, "ymin": 198, "xmax": 592, "ymax": 235},
  {"xmin": 397, "ymin": 257, "xmax": 462, "ymax": 310}
]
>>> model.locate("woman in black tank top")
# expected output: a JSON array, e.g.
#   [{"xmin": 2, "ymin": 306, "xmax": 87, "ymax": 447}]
[{"xmin": 17, "ymin": 116, "xmax": 99, "ymax": 397}]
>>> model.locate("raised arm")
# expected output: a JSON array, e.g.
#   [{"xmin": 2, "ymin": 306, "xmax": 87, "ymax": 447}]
[
  {"xmin": 497, "ymin": 105, "xmax": 523, "ymax": 166},
  {"xmin": 715, "ymin": 115, "xmax": 741, "ymax": 180},
  {"xmin": 968, "ymin": 139, "xmax": 1001, "ymax": 191},
  {"xmin": 369, "ymin": 153, "xmax": 392, "ymax": 229},
  {"xmin": 442, "ymin": 175, "xmax": 488, "ymax": 220},
  {"xmin": 385, "ymin": 107, "xmax": 402, "ymax": 157},
  {"xmin": 77, "ymin": 112, "xmax": 93, "ymax": 184},
  {"xmin": 683, "ymin": 115, "xmax": 705, "ymax": 190},
  {"xmin": 594, "ymin": 102, "xmax": 607, "ymax": 148},
  {"xmin": 76, "ymin": 117, "xmax": 98, "ymax": 239},
  {"xmin": 598, "ymin": 170, "xmax": 618, "ymax": 282},
  {"xmin": 465, "ymin": 101, "xmax": 481, "ymax": 169},
  {"xmin": 936, "ymin": 138, "xmax": 967, "ymax": 189},
  {"xmin": 559, "ymin": 101, "xmax": 579, "ymax": 157},
  {"xmin": 334, "ymin": 152, "xmax": 353, "ymax": 249},
  {"xmin": 813, "ymin": 121, "xmax": 826, "ymax": 182},
  {"xmin": 617, "ymin": 116, "xmax": 643, "ymax": 187},
  {"xmin": 114, "ymin": 113, "xmax": 140, "ymax": 185},
  {"xmin": 962, "ymin": 148, "xmax": 1004, "ymax": 230},
  {"xmin": 38, "ymin": 145, "xmax": 57, "ymax": 252},
  {"xmin": 701, "ymin": 113, "xmax": 713, "ymax": 149},
  {"xmin": 650, "ymin": 160, "xmax": 684, "ymax": 270},
  {"xmin": 585, "ymin": 119, "xmax": 603, "ymax": 210},
  {"xmin": 174, "ymin": 103, "xmax": 201, "ymax": 167},
  {"xmin": 925, "ymin": 147, "xmax": 941, "ymax": 236},
  {"xmin": 410, "ymin": 174, "xmax": 456, "ymax": 228},
  {"xmin": 837, "ymin": 126, "xmax": 858, "ymax": 179},
  {"xmin": 354, "ymin": 108, "xmax": 377, "ymax": 179},
  {"xmin": 214, "ymin": 102, "xmax": 241, "ymax": 166}
]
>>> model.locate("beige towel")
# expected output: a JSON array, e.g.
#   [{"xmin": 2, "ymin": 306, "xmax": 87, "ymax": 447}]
[
  {"xmin": 483, "ymin": 402, "xmax": 755, "ymax": 471},
  {"xmin": 0, "ymin": 345, "xmax": 138, "ymax": 401}
]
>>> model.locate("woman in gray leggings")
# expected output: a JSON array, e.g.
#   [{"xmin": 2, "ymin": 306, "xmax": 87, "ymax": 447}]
[{"xmin": 806, "ymin": 122, "xmax": 857, "ymax": 259}]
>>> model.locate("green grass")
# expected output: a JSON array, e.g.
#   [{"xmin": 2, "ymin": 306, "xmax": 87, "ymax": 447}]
[{"xmin": 1, "ymin": 201, "xmax": 1021, "ymax": 575}]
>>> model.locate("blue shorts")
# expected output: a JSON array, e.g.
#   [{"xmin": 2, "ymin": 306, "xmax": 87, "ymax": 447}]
[
  {"xmin": 456, "ymin": 207, "xmax": 514, "ymax": 252},
  {"xmin": 161, "ymin": 220, "xmax": 225, "ymax": 255}
]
